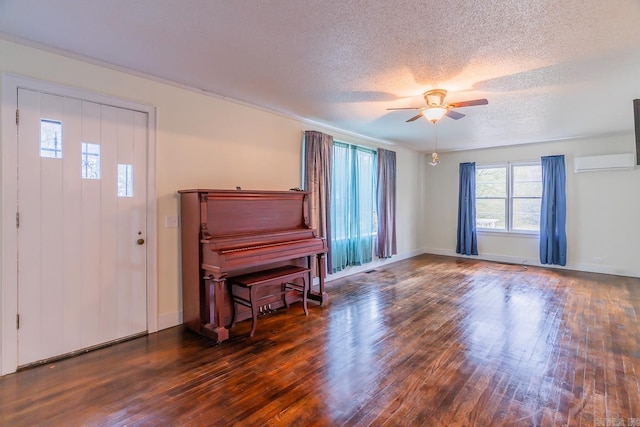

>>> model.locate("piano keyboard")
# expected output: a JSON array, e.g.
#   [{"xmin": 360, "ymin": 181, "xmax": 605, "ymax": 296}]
[{"xmin": 220, "ymin": 240, "xmax": 299, "ymax": 254}]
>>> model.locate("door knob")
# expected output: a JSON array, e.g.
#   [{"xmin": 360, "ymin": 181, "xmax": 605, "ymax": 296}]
[{"xmin": 137, "ymin": 238, "xmax": 145, "ymax": 245}]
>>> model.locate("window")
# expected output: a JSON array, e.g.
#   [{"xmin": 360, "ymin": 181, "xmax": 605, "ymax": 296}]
[
  {"xmin": 512, "ymin": 164, "xmax": 543, "ymax": 231},
  {"xmin": 330, "ymin": 142, "xmax": 377, "ymax": 272},
  {"xmin": 40, "ymin": 119, "xmax": 63, "ymax": 158},
  {"xmin": 476, "ymin": 166, "xmax": 506, "ymax": 229},
  {"xmin": 117, "ymin": 164, "xmax": 134, "ymax": 197},
  {"xmin": 81, "ymin": 143, "xmax": 101, "ymax": 179},
  {"xmin": 476, "ymin": 162, "xmax": 542, "ymax": 232}
]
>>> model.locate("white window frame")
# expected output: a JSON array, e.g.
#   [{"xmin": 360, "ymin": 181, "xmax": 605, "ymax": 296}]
[{"xmin": 476, "ymin": 161, "xmax": 541, "ymax": 236}]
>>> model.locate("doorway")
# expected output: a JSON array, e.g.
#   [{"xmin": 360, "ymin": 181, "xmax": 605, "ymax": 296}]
[{"xmin": 1, "ymin": 75, "xmax": 158, "ymax": 374}]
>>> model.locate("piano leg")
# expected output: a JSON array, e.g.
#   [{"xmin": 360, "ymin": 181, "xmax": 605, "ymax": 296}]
[
  {"xmin": 302, "ymin": 275, "xmax": 309, "ymax": 315},
  {"xmin": 202, "ymin": 275, "xmax": 229, "ymax": 343},
  {"xmin": 249, "ymin": 285, "xmax": 259, "ymax": 337},
  {"xmin": 307, "ymin": 253, "xmax": 328, "ymax": 305}
]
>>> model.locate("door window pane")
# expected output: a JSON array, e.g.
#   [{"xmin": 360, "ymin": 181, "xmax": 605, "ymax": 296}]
[
  {"xmin": 40, "ymin": 119, "xmax": 63, "ymax": 158},
  {"xmin": 81, "ymin": 143, "xmax": 101, "ymax": 179},
  {"xmin": 117, "ymin": 164, "xmax": 134, "ymax": 197}
]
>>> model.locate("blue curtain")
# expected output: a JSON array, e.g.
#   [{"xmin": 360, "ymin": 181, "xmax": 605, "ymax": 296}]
[
  {"xmin": 331, "ymin": 142, "xmax": 376, "ymax": 272},
  {"xmin": 540, "ymin": 155, "xmax": 567, "ymax": 266},
  {"xmin": 456, "ymin": 162, "xmax": 478, "ymax": 256}
]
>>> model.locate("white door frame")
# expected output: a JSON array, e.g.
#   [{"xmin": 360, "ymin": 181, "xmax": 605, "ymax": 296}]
[{"xmin": 1, "ymin": 73, "xmax": 158, "ymax": 375}]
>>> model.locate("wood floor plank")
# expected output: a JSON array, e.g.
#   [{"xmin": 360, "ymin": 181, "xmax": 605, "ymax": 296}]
[{"xmin": 2, "ymin": 254, "xmax": 640, "ymax": 426}]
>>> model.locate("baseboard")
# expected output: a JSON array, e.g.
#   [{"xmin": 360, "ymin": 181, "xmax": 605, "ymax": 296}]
[
  {"xmin": 158, "ymin": 311, "xmax": 182, "ymax": 331},
  {"xmin": 326, "ymin": 248, "xmax": 426, "ymax": 282},
  {"xmin": 422, "ymin": 248, "xmax": 640, "ymax": 278},
  {"xmin": 568, "ymin": 262, "xmax": 640, "ymax": 278}
]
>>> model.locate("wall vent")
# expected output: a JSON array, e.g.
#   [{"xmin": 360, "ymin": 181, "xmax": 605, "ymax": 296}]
[{"xmin": 573, "ymin": 153, "xmax": 636, "ymax": 173}]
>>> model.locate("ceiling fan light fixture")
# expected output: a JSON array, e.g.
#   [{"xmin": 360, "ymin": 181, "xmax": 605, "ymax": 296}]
[
  {"xmin": 387, "ymin": 88, "xmax": 486, "ymax": 124},
  {"xmin": 423, "ymin": 107, "xmax": 447, "ymax": 123}
]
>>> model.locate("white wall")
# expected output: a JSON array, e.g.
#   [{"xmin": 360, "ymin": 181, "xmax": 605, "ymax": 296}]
[
  {"xmin": 0, "ymin": 39, "xmax": 425, "ymax": 340},
  {"xmin": 423, "ymin": 133, "xmax": 640, "ymax": 277}
]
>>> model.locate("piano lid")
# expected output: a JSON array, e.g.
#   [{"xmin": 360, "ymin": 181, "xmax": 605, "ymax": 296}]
[
  {"xmin": 179, "ymin": 189, "xmax": 312, "ymax": 239},
  {"xmin": 202, "ymin": 233, "xmax": 327, "ymax": 273}
]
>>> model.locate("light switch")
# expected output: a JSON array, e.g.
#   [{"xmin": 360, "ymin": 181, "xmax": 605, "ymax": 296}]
[{"xmin": 165, "ymin": 215, "xmax": 179, "ymax": 228}]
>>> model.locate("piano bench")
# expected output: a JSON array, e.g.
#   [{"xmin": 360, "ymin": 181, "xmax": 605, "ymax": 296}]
[{"xmin": 227, "ymin": 265, "xmax": 311, "ymax": 337}]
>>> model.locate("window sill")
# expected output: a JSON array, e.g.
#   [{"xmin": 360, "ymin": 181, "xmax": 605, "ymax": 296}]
[{"xmin": 477, "ymin": 229, "xmax": 539, "ymax": 239}]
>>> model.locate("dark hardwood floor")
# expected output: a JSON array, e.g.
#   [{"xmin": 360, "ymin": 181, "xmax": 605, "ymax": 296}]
[{"xmin": 2, "ymin": 254, "xmax": 640, "ymax": 426}]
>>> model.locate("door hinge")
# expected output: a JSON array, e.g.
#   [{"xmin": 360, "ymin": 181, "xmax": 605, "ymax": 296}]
[
  {"xmin": 16, "ymin": 314, "xmax": 20, "ymax": 330},
  {"xmin": 16, "ymin": 109, "xmax": 19, "ymax": 125},
  {"xmin": 16, "ymin": 212, "xmax": 19, "ymax": 228}
]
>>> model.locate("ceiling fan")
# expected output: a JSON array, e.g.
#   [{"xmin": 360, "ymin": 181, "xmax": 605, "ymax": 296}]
[{"xmin": 387, "ymin": 89, "xmax": 488, "ymax": 123}]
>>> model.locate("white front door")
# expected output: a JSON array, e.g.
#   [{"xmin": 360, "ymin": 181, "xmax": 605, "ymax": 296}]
[{"xmin": 17, "ymin": 88, "xmax": 148, "ymax": 366}]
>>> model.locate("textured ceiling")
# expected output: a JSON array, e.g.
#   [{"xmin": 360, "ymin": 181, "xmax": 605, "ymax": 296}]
[{"xmin": 1, "ymin": 0, "xmax": 640, "ymax": 152}]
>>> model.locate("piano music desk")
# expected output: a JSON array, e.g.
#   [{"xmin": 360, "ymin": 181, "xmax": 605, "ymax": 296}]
[{"xmin": 228, "ymin": 265, "xmax": 311, "ymax": 337}]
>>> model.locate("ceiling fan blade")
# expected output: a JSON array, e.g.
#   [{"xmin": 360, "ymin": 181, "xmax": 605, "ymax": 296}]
[
  {"xmin": 448, "ymin": 98, "xmax": 488, "ymax": 108},
  {"xmin": 406, "ymin": 113, "xmax": 425, "ymax": 122},
  {"xmin": 445, "ymin": 110, "xmax": 465, "ymax": 120},
  {"xmin": 387, "ymin": 107, "xmax": 422, "ymax": 110}
]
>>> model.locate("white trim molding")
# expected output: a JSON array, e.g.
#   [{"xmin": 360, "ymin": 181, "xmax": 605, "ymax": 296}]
[
  {"xmin": 423, "ymin": 248, "xmax": 640, "ymax": 279},
  {"xmin": 325, "ymin": 248, "xmax": 425, "ymax": 283}
]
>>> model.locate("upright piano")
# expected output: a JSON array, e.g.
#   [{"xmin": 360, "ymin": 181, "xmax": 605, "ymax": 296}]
[{"xmin": 179, "ymin": 189, "xmax": 328, "ymax": 342}]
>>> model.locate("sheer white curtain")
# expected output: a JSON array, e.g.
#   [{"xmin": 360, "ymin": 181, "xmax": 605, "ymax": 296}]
[{"xmin": 331, "ymin": 142, "xmax": 376, "ymax": 272}]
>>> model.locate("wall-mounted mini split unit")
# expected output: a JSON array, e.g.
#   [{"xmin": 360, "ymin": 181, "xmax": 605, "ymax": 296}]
[{"xmin": 573, "ymin": 153, "xmax": 636, "ymax": 173}]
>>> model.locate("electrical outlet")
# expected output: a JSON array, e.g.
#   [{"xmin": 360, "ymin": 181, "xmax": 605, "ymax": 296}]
[{"xmin": 165, "ymin": 215, "xmax": 179, "ymax": 228}]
